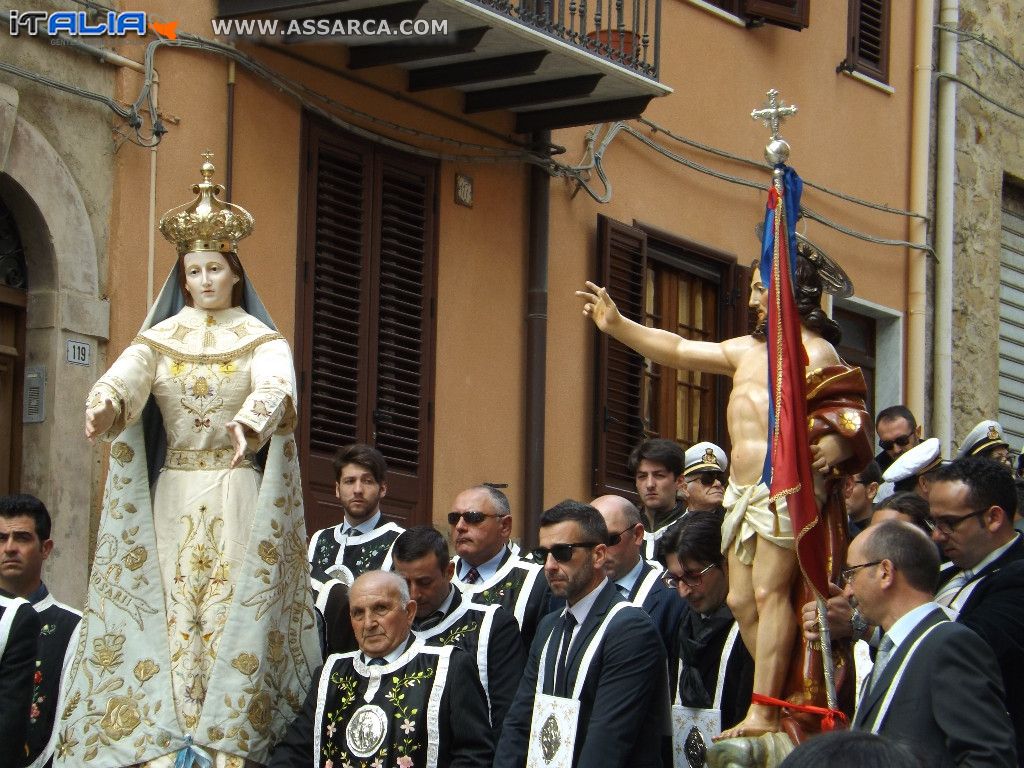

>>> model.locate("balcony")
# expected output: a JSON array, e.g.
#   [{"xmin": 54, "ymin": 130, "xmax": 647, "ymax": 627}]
[{"xmin": 217, "ymin": 0, "xmax": 671, "ymax": 132}]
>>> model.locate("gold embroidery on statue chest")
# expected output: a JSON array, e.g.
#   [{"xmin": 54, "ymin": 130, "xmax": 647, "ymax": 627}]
[{"xmin": 169, "ymin": 361, "xmax": 237, "ymax": 433}]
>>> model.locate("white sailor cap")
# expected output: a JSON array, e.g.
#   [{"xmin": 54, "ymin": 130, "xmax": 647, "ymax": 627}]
[
  {"xmin": 956, "ymin": 419, "xmax": 1009, "ymax": 459},
  {"xmin": 683, "ymin": 442, "xmax": 728, "ymax": 477},
  {"xmin": 882, "ymin": 437, "xmax": 943, "ymax": 483}
]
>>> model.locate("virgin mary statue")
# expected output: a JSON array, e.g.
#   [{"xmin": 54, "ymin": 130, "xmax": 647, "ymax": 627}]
[{"xmin": 55, "ymin": 157, "xmax": 321, "ymax": 767}]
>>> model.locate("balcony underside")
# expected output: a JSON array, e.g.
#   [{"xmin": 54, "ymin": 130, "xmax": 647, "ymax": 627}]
[{"xmin": 218, "ymin": 0, "xmax": 671, "ymax": 132}]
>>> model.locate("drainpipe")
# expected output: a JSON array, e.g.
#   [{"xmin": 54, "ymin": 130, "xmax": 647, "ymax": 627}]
[
  {"xmin": 226, "ymin": 60, "xmax": 236, "ymax": 201},
  {"xmin": 933, "ymin": 0, "xmax": 957, "ymax": 453},
  {"xmin": 525, "ymin": 130, "xmax": 550, "ymax": 549},
  {"xmin": 907, "ymin": 0, "xmax": 935, "ymax": 431}
]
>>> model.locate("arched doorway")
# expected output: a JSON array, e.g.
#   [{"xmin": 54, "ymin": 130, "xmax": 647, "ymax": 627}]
[{"xmin": 0, "ymin": 197, "xmax": 26, "ymax": 494}]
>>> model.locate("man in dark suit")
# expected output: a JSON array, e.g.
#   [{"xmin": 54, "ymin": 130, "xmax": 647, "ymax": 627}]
[
  {"xmin": 495, "ymin": 500, "xmax": 671, "ymax": 768},
  {"xmin": 1, "ymin": 494, "xmax": 81, "ymax": 768},
  {"xmin": 391, "ymin": 525, "xmax": 525, "ymax": 741},
  {"xmin": 846, "ymin": 520, "xmax": 1016, "ymax": 767},
  {"xmin": 591, "ymin": 494, "xmax": 684, "ymax": 651},
  {"xmin": 664, "ymin": 510, "xmax": 753, "ymax": 735},
  {"xmin": 269, "ymin": 571, "xmax": 493, "ymax": 767},
  {"xmin": 0, "ymin": 588, "xmax": 40, "ymax": 768},
  {"xmin": 929, "ymin": 457, "xmax": 1024, "ymax": 758},
  {"xmin": 307, "ymin": 443, "xmax": 405, "ymax": 594},
  {"xmin": 874, "ymin": 405, "xmax": 922, "ymax": 472}
]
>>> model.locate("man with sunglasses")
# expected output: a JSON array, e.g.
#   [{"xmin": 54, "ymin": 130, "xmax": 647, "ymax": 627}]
[
  {"xmin": 448, "ymin": 485, "xmax": 551, "ymax": 649},
  {"xmin": 683, "ymin": 442, "xmax": 729, "ymax": 514},
  {"xmin": 843, "ymin": 520, "xmax": 1016, "ymax": 767},
  {"xmin": 881, "ymin": 437, "xmax": 943, "ymax": 500},
  {"xmin": 592, "ymin": 495, "xmax": 685, "ymax": 651},
  {"xmin": 495, "ymin": 500, "xmax": 671, "ymax": 768},
  {"xmin": 874, "ymin": 405, "xmax": 922, "ymax": 472}
]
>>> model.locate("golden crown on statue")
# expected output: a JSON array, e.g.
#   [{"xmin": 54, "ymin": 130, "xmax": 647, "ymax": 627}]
[{"xmin": 159, "ymin": 152, "xmax": 254, "ymax": 254}]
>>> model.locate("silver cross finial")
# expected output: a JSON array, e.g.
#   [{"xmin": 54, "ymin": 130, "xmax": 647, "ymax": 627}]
[{"xmin": 751, "ymin": 89, "xmax": 798, "ymax": 140}]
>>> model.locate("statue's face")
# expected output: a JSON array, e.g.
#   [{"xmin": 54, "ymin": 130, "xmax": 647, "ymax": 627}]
[
  {"xmin": 183, "ymin": 251, "xmax": 239, "ymax": 310},
  {"xmin": 748, "ymin": 269, "xmax": 768, "ymax": 327}
]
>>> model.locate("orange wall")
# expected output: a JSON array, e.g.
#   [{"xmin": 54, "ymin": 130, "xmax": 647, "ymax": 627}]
[{"xmin": 103, "ymin": 1, "xmax": 914, "ymax": 537}]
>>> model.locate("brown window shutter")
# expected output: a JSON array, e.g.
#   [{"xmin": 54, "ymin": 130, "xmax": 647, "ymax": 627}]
[
  {"xmin": 743, "ymin": 0, "xmax": 810, "ymax": 30},
  {"xmin": 370, "ymin": 155, "xmax": 437, "ymax": 522},
  {"xmin": 593, "ymin": 215, "xmax": 648, "ymax": 498},
  {"xmin": 297, "ymin": 120, "xmax": 437, "ymax": 533},
  {"xmin": 844, "ymin": 0, "xmax": 890, "ymax": 83}
]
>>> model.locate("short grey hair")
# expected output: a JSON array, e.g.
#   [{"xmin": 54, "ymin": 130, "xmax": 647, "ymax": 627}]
[
  {"xmin": 467, "ymin": 484, "xmax": 511, "ymax": 517},
  {"xmin": 352, "ymin": 570, "xmax": 410, "ymax": 604}
]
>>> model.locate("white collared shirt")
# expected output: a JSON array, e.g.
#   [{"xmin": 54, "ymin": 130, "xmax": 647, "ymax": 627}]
[
  {"xmin": 344, "ymin": 509, "xmax": 381, "ymax": 536},
  {"xmin": 880, "ymin": 601, "xmax": 942, "ymax": 653},
  {"xmin": 458, "ymin": 544, "xmax": 509, "ymax": 582},
  {"xmin": 563, "ymin": 577, "xmax": 609, "ymax": 646},
  {"xmin": 614, "ymin": 559, "xmax": 644, "ymax": 599},
  {"xmin": 361, "ymin": 635, "xmax": 412, "ymax": 666}
]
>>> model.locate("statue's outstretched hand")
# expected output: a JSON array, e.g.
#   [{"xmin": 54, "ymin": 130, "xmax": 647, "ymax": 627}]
[
  {"xmin": 810, "ymin": 434, "xmax": 849, "ymax": 475},
  {"xmin": 85, "ymin": 400, "xmax": 116, "ymax": 444},
  {"xmin": 576, "ymin": 281, "xmax": 622, "ymax": 333},
  {"xmin": 226, "ymin": 421, "xmax": 252, "ymax": 468}
]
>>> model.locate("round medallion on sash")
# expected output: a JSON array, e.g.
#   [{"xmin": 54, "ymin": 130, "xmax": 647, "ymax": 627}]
[
  {"xmin": 326, "ymin": 563, "xmax": 356, "ymax": 587},
  {"xmin": 540, "ymin": 713, "xmax": 562, "ymax": 762},
  {"xmin": 346, "ymin": 703, "xmax": 388, "ymax": 757},
  {"xmin": 684, "ymin": 725, "xmax": 706, "ymax": 768}
]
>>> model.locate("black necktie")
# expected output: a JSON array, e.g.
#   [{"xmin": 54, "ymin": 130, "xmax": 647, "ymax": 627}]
[
  {"xmin": 414, "ymin": 610, "xmax": 446, "ymax": 631},
  {"xmin": 555, "ymin": 613, "xmax": 578, "ymax": 695},
  {"xmin": 463, "ymin": 567, "xmax": 481, "ymax": 585},
  {"xmin": 368, "ymin": 656, "xmax": 386, "ymax": 666}
]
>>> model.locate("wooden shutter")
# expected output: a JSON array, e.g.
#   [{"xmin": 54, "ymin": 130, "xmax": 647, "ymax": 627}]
[
  {"xmin": 297, "ymin": 120, "xmax": 437, "ymax": 533},
  {"xmin": 593, "ymin": 215, "xmax": 648, "ymax": 498},
  {"xmin": 369, "ymin": 155, "xmax": 437, "ymax": 521},
  {"xmin": 743, "ymin": 0, "xmax": 810, "ymax": 30},
  {"xmin": 0, "ymin": 287, "xmax": 25, "ymax": 494},
  {"xmin": 844, "ymin": 0, "xmax": 890, "ymax": 83}
]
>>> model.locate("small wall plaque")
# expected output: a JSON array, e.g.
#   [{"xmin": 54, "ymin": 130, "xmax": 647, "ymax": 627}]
[
  {"xmin": 66, "ymin": 339, "xmax": 91, "ymax": 366},
  {"xmin": 455, "ymin": 173, "xmax": 473, "ymax": 208}
]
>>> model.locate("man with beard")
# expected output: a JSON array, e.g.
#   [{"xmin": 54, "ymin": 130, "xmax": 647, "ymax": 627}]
[
  {"xmin": 578, "ymin": 249, "xmax": 872, "ymax": 738},
  {"xmin": 495, "ymin": 500, "xmax": 670, "ymax": 768},
  {"xmin": 307, "ymin": 444, "xmax": 405, "ymax": 595}
]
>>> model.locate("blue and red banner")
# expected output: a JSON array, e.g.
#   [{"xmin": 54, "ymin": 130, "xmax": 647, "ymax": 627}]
[{"xmin": 759, "ymin": 167, "xmax": 830, "ymax": 600}]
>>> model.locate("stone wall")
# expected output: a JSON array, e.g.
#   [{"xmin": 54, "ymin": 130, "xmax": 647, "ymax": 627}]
[{"xmin": 950, "ymin": 2, "xmax": 1024, "ymax": 449}]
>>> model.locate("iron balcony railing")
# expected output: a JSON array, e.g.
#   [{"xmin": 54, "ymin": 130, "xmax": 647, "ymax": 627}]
[{"xmin": 466, "ymin": 0, "xmax": 661, "ymax": 79}]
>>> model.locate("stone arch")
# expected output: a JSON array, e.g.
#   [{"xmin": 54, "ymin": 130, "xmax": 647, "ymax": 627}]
[{"xmin": 0, "ymin": 84, "xmax": 108, "ymax": 607}]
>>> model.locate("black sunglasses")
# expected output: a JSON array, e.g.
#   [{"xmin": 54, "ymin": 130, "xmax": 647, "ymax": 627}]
[
  {"xmin": 607, "ymin": 525, "xmax": 639, "ymax": 546},
  {"xmin": 690, "ymin": 472, "xmax": 725, "ymax": 487},
  {"xmin": 530, "ymin": 542, "xmax": 601, "ymax": 563},
  {"xmin": 879, "ymin": 432, "xmax": 915, "ymax": 451},
  {"xmin": 447, "ymin": 510, "xmax": 502, "ymax": 526}
]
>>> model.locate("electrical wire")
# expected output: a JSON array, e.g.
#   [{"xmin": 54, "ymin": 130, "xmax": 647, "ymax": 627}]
[
  {"xmin": 935, "ymin": 24, "xmax": 1024, "ymax": 75},
  {"xmin": 935, "ymin": 73, "xmax": 1024, "ymax": 122}
]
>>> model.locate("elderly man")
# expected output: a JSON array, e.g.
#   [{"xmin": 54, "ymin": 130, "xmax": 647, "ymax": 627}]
[
  {"xmin": 391, "ymin": 525, "xmax": 524, "ymax": 739},
  {"xmin": 269, "ymin": 571, "xmax": 493, "ymax": 768},
  {"xmin": 448, "ymin": 484, "xmax": 550, "ymax": 647},
  {"xmin": 682, "ymin": 442, "xmax": 728, "ymax": 514},
  {"xmin": 957, "ymin": 419, "xmax": 1012, "ymax": 469},
  {"xmin": 495, "ymin": 500, "xmax": 671, "ymax": 768},
  {"xmin": 591, "ymin": 495, "xmax": 684, "ymax": 650},
  {"xmin": 0, "ymin": 495, "xmax": 81, "ymax": 768},
  {"xmin": 845, "ymin": 521, "xmax": 1016, "ymax": 766}
]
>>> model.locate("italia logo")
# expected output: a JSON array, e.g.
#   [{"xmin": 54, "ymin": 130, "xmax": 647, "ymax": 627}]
[{"xmin": 8, "ymin": 10, "xmax": 177, "ymax": 38}]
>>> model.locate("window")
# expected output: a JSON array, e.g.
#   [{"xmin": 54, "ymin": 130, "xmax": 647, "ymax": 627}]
[
  {"xmin": 0, "ymin": 197, "xmax": 26, "ymax": 494},
  {"xmin": 297, "ymin": 118, "xmax": 438, "ymax": 532},
  {"xmin": 835, "ymin": 307, "xmax": 876, "ymax": 417},
  {"xmin": 695, "ymin": 0, "xmax": 810, "ymax": 30},
  {"xmin": 999, "ymin": 183, "xmax": 1024, "ymax": 445},
  {"xmin": 592, "ymin": 216, "xmax": 749, "ymax": 498},
  {"xmin": 841, "ymin": 0, "xmax": 891, "ymax": 83}
]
